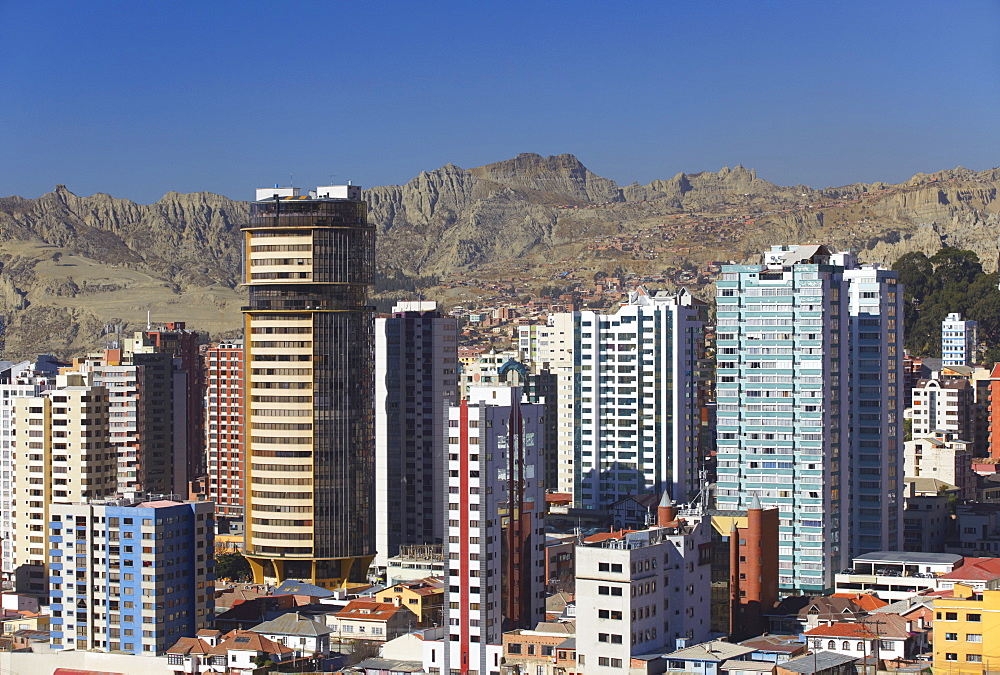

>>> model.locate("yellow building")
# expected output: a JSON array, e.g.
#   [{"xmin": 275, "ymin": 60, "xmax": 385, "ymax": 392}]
[
  {"xmin": 933, "ymin": 583, "xmax": 1000, "ymax": 674},
  {"xmin": 12, "ymin": 373, "xmax": 116, "ymax": 593},
  {"xmin": 374, "ymin": 577, "xmax": 444, "ymax": 627},
  {"xmin": 0, "ymin": 612, "xmax": 49, "ymax": 635}
]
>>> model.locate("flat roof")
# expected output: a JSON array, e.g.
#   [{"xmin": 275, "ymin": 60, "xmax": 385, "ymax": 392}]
[{"xmin": 851, "ymin": 551, "xmax": 962, "ymax": 565}]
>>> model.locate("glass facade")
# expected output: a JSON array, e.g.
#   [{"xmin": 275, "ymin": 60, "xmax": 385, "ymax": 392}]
[{"xmin": 242, "ymin": 191, "xmax": 375, "ymax": 587}]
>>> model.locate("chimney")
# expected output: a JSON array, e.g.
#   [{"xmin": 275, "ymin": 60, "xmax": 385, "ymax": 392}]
[{"xmin": 657, "ymin": 491, "xmax": 677, "ymax": 527}]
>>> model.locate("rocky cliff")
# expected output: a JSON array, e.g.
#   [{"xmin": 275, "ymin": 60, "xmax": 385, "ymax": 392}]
[{"xmin": 2, "ymin": 153, "xmax": 999, "ymax": 359}]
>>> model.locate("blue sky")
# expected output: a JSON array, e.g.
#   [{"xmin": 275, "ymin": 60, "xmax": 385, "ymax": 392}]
[{"xmin": 2, "ymin": 1, "xmax": 998, "ymax": 203}]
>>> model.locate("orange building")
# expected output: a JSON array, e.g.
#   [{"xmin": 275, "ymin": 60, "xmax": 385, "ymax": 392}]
[{"xmin": 988, "ymin": 363, "xmax": 1000, "ymax": 460}]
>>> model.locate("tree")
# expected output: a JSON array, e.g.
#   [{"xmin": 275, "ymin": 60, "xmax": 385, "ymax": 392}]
[
  {"xmin": 929, "ymin": 247, "xmax": 983, "ymax": 288},
  {"xmin": 215, "ymin": 552, "xmax": 252, "ymax": 581},
  {"xmin": 892, "ymin": 251, "xmax": 935, "ymax": 303}
]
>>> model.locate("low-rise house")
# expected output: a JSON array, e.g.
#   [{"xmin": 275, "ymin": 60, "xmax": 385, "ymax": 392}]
[
  {"xmin": 767, "ymin": 597, "xmax": 869, "ymax": 635},
  {"xmin": 250, "ymin": 612, "xmax": 332, "ymax": 655},
  {"xmin": 663, "ymin": 639, "xmax": 758, "ymax": 675},
  {"xmin": 804, "ymin": 615, "xmax": 922, "ymax": 662},
  {"xmin": 738, "ymin": 635, "xmax": 808, "ymax": 663},
  {"xmin": 166, "ymin": 629, "xmax": 302, "ymax": 674},
  {"xmin": 0, "ymin": 608, "xmax": 48, "ymax": 635},
  {"xmin": 328, "ymin": 600, "xmax": 419, "ymax": 644},
  {"xmin": 374, "ymin": 578, "xmax": 444, "ymax": 627},
  {"xmin": 936, "ymin": 557, "xmax": 1000, "ymax": 591},
  {"xmin": 501, "ymin": 622, "xmax": 576, "ymax": 675},
  {"xmin": 213, "ymin": 594, "xmax": 299, "ymax": 631},
  {"xmin": 722, "ymin": 660, "xmax": 777, "ymax": 675},
  {"xmin": 774, "ymin": 651, "xmax": 859, "ymax": 675}
]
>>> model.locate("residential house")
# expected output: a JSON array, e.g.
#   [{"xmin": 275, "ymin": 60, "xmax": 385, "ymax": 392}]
[
  {"xmin": 737, "ymin": 635, "xmax": 808, "ymax": 663},
  {"xmin": 501, "ymin": 621, "xmax": 576, "ymax": 675},
  {"xmin": 766, "ymin": 597, "xmax": 869, "ymax": 635},
  {"xmin": 663, "ymin": 639, "xmax": 758, "ymax": 675},
  {"xmin": 328, "ymin": 601, "xmax": 419, "ymax": 645},
  {"xmin": 774, "ymin": 651, "xmax": 859, "ymax": 675},
  {"xmin": 803, "ymin": 615, "xmax": 924, "ymax": 662},
  {"xmin": 374, "ymin": 578, "xmax": 445, "ymax": 627},
  {"xmin": 250, "ymin": 612, "xmax": 332, "ymax": 655},
  {"xmin": 165, "ymin": 630, "xmax": 300, "ymax": 674}
]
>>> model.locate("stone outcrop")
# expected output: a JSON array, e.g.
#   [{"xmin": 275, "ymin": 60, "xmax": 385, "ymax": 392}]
[{"xmin": 1, "ymin": 154, "xmax": 999, "ymax": 360}]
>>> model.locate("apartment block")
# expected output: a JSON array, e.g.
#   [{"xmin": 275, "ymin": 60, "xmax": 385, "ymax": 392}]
[
  {"xmin": 574, "ymin": 499, "xmax": 711, "ymax": 672},
  {"xmin": 933, "ymin": 584, "xmax": 1000, "ymax": 674},
  {"xmin": 911, "ymin": 378, "xmax": 974, "ymax": 441},
  {"xmin": 204, "ymin": 341, "xmax": 245, "ymax": 520},
  {"xmin": 560, "ymin": 286, "xmax": 704, "ymax": 509},
  {"xmin": 942, "ymin": 313, "xmax": 978, "ymax": 368},
  {"xmin": 47, "ymin": 498, "xmax": 215, "ymax": 655},
  {"xmin": 374, "ymin": 301, "xmax": 458, "ymax": 569},
  {"xmin": 243, "ymin": 184, "xmax": 375, "ymax": 587},
  {"xmin": 438, "ymin": 386, "xmax": 546, "ymax": 675},
  {"xmin": 715, "ymin": 245, "xmax": 902, "ymax": 593},
  {"xmin": 0, "ymin": 356, "xmax": 60, "ymax": 582},
  {"xmin": 12, "ymin": 373, "xmax": 117, "ymax": 593}
]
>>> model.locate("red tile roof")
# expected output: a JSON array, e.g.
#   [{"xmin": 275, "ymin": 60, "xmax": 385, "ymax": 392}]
[
  {"xmin": 830, "ymin": 593, "xmax": 890, "ymax": 611},
  {"xmin": 337, "ymin": 600, "xmax": 406, "ymax": 621},
  {"xmin": 209, "ymin": 630, "xmax": 293, "ymax": 656},
  {"xmin": 805, "ymin": 616, "xmax": 910, "ymax": 639},
  {"xmin": 167, "ymin": 636, "xmax": 213, "ymax": 656},
  {"xmin": 940, "ymin": 558, "xmax": 1000, "ymax": 582}
]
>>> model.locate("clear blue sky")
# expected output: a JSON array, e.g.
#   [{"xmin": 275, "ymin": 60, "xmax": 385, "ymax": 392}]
[{"xmin": 2, "ymin": 1, "xmax": 998, "ymax": 204}]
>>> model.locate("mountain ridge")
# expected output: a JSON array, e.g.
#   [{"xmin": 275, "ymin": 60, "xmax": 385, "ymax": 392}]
[{"xmin": 2, "ymin": 153, "xmax": 999, "ymax": 359}]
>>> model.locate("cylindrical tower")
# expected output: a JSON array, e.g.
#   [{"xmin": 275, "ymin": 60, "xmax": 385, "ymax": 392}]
[{"xmin": 242, "ymin": 186, "xmax": 375, "ymax": 588}]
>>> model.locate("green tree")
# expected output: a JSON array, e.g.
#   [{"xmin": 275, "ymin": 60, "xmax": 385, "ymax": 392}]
[
  {"xmin": 929, "ymin": 247, "xmax": 983, "ymax": 288},
  {"xmin": 892, "ymin": 251, "xmax": 936, "ymax": 302},
  {"xmin": 216, "ymin": 552, "xmax": 252, "ymax": 581}
]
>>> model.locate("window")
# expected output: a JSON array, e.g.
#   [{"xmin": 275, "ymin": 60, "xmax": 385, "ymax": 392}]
[
  {"xmin": 611, "ymin": 659, "xmax": 622, "ymax": 668},
  {"xmin": 967, "ymin": 614, "xmax": 981, "ymax": 622},
  {"xmin": 945, "ymin": 612, "xmax": 958, "ymax": 621},
  {"xmin": 967, "ymin": 634, "xmax": 982, "ymax": 643},
  {"xmin": 945, "ymin": 654, "xmax": 958, "ymax": 661},
  {"xmin": 968, "ymin": 655, "xmax": 983, "ymax": 663},
  {"xmin": 945, "ymin": 633, "xmax": 958, "ymax": 641}
]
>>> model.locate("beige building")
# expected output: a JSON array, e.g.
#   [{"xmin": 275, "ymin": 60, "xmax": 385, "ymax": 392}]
[
  {"xmin": 904, "ymin": 433, "xmax": 975, "ymax": 500},
  {"xmin": 12, "ymin": 372, "xmax": 116, "ymax": 592},
  {"xmin": 242, "ymin": 185, "xmax": 375, "ymax": 588}
]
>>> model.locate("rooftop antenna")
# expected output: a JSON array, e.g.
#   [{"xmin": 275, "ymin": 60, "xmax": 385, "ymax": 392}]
[
  {"xmin": 289, "ymin": 173, "xmax": 294, "ymax": 188},
  {"xmin": 147, "ymin": 310, "xmax": 151, "ymax": 331}
]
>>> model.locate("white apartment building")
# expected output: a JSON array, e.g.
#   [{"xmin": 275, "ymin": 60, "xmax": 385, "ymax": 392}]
[
  {"xmin": 910, "ymin": 378, "xmax": 974, "ymax": 440},
  {"xmin": 374, "ymin": 301, "xmax": 458, "ymax": 570},
  {"xmin": 942, "ymin": 312, "xmax": 977, "ymax": 367},
  {"xmin": 539, "ymin": 287, "xmax": 703, "ymax": 509},
  {"xmin": 574, "ymin": 500, "xmax": 711, "ymax": 673},
  {"xmin": 437, "ymin": 386, "xmax": 546, "ymax": 675},
  {"xmin": 0, "ymin": 357, "xmax": 59, "ymax": 582}
]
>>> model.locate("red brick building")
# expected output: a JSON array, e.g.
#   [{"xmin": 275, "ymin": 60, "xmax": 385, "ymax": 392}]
[{"xmin": 204, "ymin": 341, "xmax": 245, "ymax": 519}]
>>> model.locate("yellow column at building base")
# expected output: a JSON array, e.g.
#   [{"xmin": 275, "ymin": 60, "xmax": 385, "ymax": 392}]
[{"xmin": 246, "ymin": 554, "xmax": 375, "ymax": 589}]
